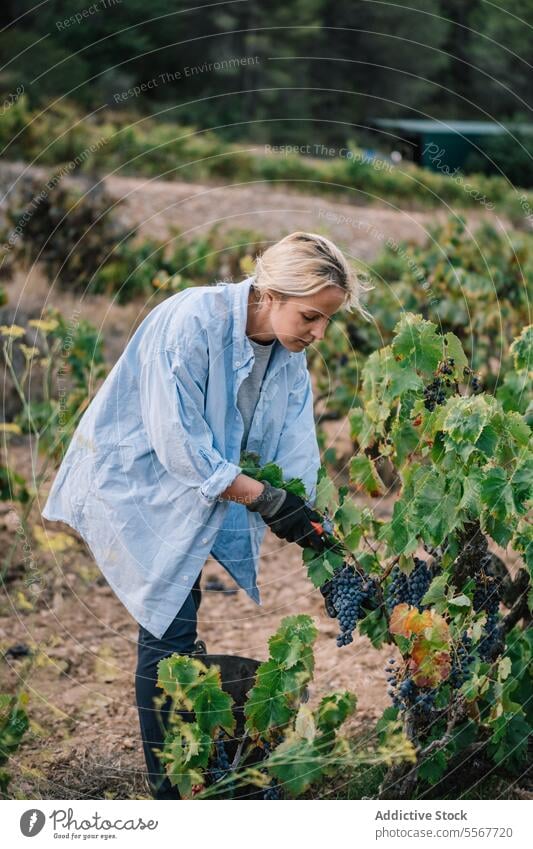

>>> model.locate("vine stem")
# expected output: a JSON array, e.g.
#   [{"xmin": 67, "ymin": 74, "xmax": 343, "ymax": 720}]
[
  {"xmin": 230, "ymin": 731, "xmax": 249, "ymax": 771},
  {"xmin": 379, "ymin": 554, "xmax": 401, "ymax": 583},
  {"xmin": 417, "ymin": 698, "xmax": 460, "ymax": 758},
  {"xmin": 502, "ymin": 594, "xmax": 530, "ymax": 634},
  {"xmin": 362, "ymin": 532, "xmax": 379, "ymax": 555}
]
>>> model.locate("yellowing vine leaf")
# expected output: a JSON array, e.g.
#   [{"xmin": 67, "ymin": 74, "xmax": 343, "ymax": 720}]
[
  {"xmin": 410, "ymin": 644, "xmax": 451, "ymax": 688},
  {"xmin": 294, "ymin": 704, "xmax": 316, "ymax": 742},
  {"xmin": 390, "ymin": 604, "xmax": 451, "ymax": 687},
  {"xmin": 389, "ymin": 603, "xmax": 432, "ymax": 637}
]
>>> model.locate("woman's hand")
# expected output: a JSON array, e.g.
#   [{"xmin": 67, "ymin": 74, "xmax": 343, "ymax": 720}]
[
  {"xmin": 246, "ymin": 481, "xmax": 326, "ymax": 551},
  {"xmin": 265, "ymin": 490, "xmax": 326, "ymax": 551}
]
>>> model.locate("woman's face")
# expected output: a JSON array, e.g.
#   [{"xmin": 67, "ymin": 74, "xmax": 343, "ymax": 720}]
[{"xmin": 267, "ymin": 285, "xmax": 347, "ymax": 352}]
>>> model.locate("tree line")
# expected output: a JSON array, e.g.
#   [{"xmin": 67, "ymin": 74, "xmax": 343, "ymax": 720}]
[{"xmin": 1, "ymin": 0, "xmax": 530, "ymax": 147}]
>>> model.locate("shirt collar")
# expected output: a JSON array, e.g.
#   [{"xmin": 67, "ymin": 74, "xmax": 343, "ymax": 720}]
[{"xmin": 230, "ymin": 276, "xmax": 297, "ymax": 373}]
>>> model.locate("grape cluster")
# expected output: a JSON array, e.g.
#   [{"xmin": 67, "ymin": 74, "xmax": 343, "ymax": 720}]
[
  {"xmin": 478, "ymin": 613, "xmax": 500, "ymax": 662},
  {"xmin": 414, "ymin": 689, "xmax": 437, "ymax": 715},
  {"xmin": 439, "ymin": 357, "xmax": 455, "ymax": 376},
  {"xmin": 328, "ymin": 566, "xmax": 378, "ymax": 647},
  {"xmin": 263, "ymin": 778, "xmax": 282, "ymax": 800},
  {"xmin": 385, "ymin": 658, "xmax": 436, "ymax": 716},
  {"xmin": 385, "ymin": 566, "xmax": 410, "ymax": 612},
  {"xmin": 423, "ymin": 358, "xmax": 458, "ymax": 411},
  {"xmin": 449, "ymin": 633, "xmax": 474, "ymax": 689},
  {"xmin": 260, "ymin": 739, "xmax": 283, "ymax": 800},
  {"xmin": 473, "ymin": 576, "xmax": 500, "ymax": 612},
  {"xmin": 423, "ymin": 377, "xmax": 446, "ymax": 411},
  {"xmin": 408, "ymin": 557, "xmax": 432, "ymax": 610},
  {"xmin": 473, "ymin": 572, "xmax": 502, "ymax": 662},
  {"xmin": 385, "ymin": 658, "xmax": 401, "ymax": 705},
  {"xmin": 210, "ymin": 730, "xmax": 230, "ymax": 782},
  {"xmin": 386, "ymin": 559, "xmax": 432, "ymax": 613},
  {"xmin": 463, "ymin": 366, "xmax": 482, "ymax": 394}
]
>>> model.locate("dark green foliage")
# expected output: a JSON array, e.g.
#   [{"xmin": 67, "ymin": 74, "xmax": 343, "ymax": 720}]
[
  {"xmin": 0, "ymin": 693, "xmax": 29, "ymax": 796},
  {"xmin": 2, "ymin": 1, "xmax": 529, "ymax": 148}
]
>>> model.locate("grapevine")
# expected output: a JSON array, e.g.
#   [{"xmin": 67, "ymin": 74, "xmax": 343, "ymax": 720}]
[
  {"xmin": 152, "ymin": 616, "xmax": 401, "ymax": 799},
  {"xmin": 245, "ymin": 314, "xmax": 532, "ymax": 797}
]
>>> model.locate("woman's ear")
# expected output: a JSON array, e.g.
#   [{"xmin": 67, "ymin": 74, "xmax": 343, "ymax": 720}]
[{"xmin": 262, "ymin": 289, "xmax": 275, "ymax": 309}]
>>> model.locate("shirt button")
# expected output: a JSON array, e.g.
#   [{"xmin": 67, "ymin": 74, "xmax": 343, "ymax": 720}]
[
  {"xmin": 236, "ymin": 360, "xmax": 241, "ymax": 366},
  {"xmin": 202, "ymin": 537, "xmax": 208, "ymax": 544}
]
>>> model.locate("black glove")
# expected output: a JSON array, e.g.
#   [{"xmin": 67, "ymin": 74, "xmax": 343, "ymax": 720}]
[
  {"xmin": 320, "ymin": 578, "xmax": 338, "ymax": 618},
  {"xmin": 261, "ymin": 489, "xmax": 327, "ymax": 551}
]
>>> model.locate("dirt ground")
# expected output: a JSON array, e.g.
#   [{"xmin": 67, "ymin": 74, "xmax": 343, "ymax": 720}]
[{"xmin": 0, "ymin": 164, "xmax": 524, "ymax": 799}]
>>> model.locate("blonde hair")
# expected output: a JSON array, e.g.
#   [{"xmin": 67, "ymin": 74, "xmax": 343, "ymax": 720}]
[{"xmin": 252, "ymin": 231, "xmax": 373, "ymax": 322}]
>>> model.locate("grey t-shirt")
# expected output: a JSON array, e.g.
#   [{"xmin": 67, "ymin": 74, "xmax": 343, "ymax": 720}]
[{"xmin": 237, "ymin": 336, "xmax": 276, "ymax": 450}]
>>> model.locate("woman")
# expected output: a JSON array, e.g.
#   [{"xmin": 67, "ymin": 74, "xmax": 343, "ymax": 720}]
[{"xmin": 42, "ymin": 231, "xmax": 369, "ymax": 798}]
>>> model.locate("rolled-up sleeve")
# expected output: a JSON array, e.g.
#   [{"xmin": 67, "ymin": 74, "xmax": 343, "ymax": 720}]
[
  {"xmin": 138, "ymin": 335, "xmax": 242, "ymax": 502},
  {"xmin": 271, "ymin": 365, "xmax": 321, "ymax": 506}
]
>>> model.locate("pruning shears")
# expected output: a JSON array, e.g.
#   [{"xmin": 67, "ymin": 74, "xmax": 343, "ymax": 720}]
[{"xmin": 308, "ymin": 517, "xmax": 346, "ymax": 557}]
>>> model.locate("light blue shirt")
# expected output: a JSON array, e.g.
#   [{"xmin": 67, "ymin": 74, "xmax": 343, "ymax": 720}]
[{"xmin": 42, "ymin": 276, "xmax": 321, "ymax": 639}]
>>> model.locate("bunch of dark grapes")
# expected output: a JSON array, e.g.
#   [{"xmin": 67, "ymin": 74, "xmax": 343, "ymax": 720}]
[
  {"xmin": 463, "ymin": 366, "xmax": 482, "ymax": 394},
  {"xmin": 263, "ymin": 778, "xmax": 282, "ymax": 800},
  {"xmin": 386, "ymin": 559, "xmax": 432, "ymax": 613},
  {"xmin": 473, "ymin": 573, "xmax": 502, "ymax": 662},
  {"xmin": 385, "ymin": 565, "xmax": 410, "ymax": 612},
  {"xmin": 385, "ymin": 658, "xmax": 436, "ymax": 717},
  {"xmin": 423, "ymin": 377, "xmax": 447, "ymax": 411},
  {"xmin": 210, "ymin": 730, "xmax": 231, "ymax": 782},
  {"xmin": 449, "ymin": 633, "xmax": 474, "ymax": 689},
  {"xmin": 324, "ymin": 566, "xmax": 378, "ymax": 647},
  {"xmin": 413, "ymin": 688, "xmax": 437, "ymax": 716},
  {"xmin": 439, "ymin": 357, "xmax": 455, "ymax": 375},
  {"xmin": 423, "ymin": 358, "xmax": 458, "ymax": 411},
  {"xmin": 260, "ymin": 740, "xmax": 283, "ymax": 800},
  {"xmin": 408, "ymin": 557, "xmax": 432, "ymax": 610}
]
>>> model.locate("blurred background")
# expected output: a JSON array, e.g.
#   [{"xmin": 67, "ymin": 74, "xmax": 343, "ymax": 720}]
[{"xmin": 1, "ymin": 0, "xmax": 533, "ymax": 179}]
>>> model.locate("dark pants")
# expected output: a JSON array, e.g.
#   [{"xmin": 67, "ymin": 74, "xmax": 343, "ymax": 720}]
[{"xmin": 135, "ymin": 571, "xmax": 202, "ymax": 799}]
